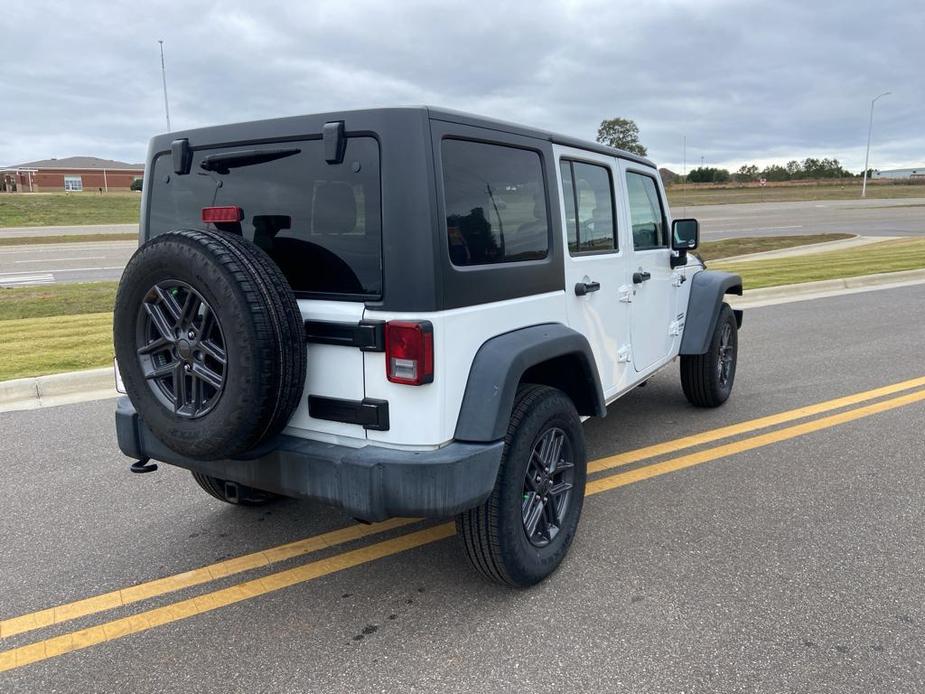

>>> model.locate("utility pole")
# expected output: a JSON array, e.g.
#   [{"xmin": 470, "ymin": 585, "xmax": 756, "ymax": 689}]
[
  {"xmin": 861, "ymin": 91, "xmax": 890, "ymax": 198},
  {"xmin": 158, "ymin": 40, "xmax": 172, "ymax": 132}
]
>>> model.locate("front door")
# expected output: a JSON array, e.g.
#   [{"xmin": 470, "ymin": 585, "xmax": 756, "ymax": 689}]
[
  {"xmin": 556, "ymin": 146, "xmax": 631, "ymax": 399},
  {"xmin": 622, "ymin": 165, "xmax": 678, "ymax": 372}
]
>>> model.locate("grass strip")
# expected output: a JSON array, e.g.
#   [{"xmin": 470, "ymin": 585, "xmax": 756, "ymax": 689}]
[
  {"xmin": 0, "ymin": 193, "xmax": 140, "ymax": 228},
  {"xmin": 667, "ymin": 182, "xmax": 925, "ymax": 207},
  {"xmin": 712, "ymin": 237, "xmax": 925, "ymax": 289},
  {"xmin": 697, "ymin": 234, "xmax": 853, "ymax": 261},
  {"xmin": 0, "ymin": 281, "xmax": 118, "ymax": 321},
  {"xmin": 0, "ymin": 233, "xmax": 137, "ymax": 246},
  {"xmin": 0, "ymin": 312, "xmax": 113, "ymax": 381}
]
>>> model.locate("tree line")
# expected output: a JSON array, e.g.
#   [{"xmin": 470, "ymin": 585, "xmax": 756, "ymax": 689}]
[
  {"xmin": 688, "ymin": 158, "xmax": 857, "ymax": 184},
  {"xmin": 595, "ymin": 117, "xmax": 862, "ymax": 184}
]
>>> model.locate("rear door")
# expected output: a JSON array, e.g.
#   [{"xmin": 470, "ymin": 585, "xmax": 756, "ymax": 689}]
[
  {"xmin": 620, "ymin": 163, "xmax": 679, "ymax": 372},
  {"xmin": 555, "ymin": 146, "xmax": 632, "ymax": 399},
  {"xmin": 147, "ymin": 136, "xmax": 382, "ymax": 440}
]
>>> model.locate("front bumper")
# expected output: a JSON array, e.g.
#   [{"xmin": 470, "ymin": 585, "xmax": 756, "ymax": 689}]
[{"xmin": 115, "ymin": 398, "xmax": 503, "ymax": 522}]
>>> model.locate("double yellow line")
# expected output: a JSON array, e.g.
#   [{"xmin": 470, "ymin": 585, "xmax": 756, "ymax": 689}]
[{"xmin": 2, "ymin": 375, "xmax": 925, "ymax": 673}]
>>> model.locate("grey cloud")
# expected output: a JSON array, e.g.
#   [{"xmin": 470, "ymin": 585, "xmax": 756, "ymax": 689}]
[{"xmin": 1, "ymin": 0, "xmax": 922, "ymax": 171}]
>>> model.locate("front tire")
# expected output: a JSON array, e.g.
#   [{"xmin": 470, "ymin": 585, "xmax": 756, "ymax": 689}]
[
  {"xmin": 456, "ymin": 385, "xmax": 587, "ymax": 587},
  {"xmin": 680, "ymin": 302, "xmax": 738, "ymax": 407}
]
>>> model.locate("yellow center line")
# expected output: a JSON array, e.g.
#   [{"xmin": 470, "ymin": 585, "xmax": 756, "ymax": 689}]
[
  {"xmin": 1, "ymin": 385, "xmax": 923, "ymax": 674},
  {"xmin": 0, "ymin": 517, "xmax": 418, "ymax": 640},
  {"xmin": 3, "ymin": 373, "xmax": 925, "ymax": 641},
  {"xmin": 587, "ymin": 374, "xmax": 925, "ymax": 474}
]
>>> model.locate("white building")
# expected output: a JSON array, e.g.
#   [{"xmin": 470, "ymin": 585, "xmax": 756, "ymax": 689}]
[{"xmin": 872, "ymin": 167, "xmax": 925, "ymax": 179}]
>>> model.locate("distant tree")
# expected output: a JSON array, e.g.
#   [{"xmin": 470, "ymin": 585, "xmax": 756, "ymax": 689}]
[
  {"xmin": 733, "ymin": 164, "xmax": 759, "ymax": 182},
  {"xmin": 761, "ymin": 164, "xmax": 790, "ymax": 181},
  {"xmin": 786, "ymin": 160, "xmax": 803, "ymax": 177},
  {"xmin": 130, "ymin": 178, "xmax": 143, "ymax": 191},
  {"xmin": 596, "ymin": 118, "xmax": 648, "ymax": 156},
  {"xmin": 687, "ymin": 166, "xmax": 730, "ymax": 183}
]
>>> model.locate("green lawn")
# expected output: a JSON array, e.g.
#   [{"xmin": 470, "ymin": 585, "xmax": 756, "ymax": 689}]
[
  {"xmin": 667, "ymin": 182, "xmax": 925, "ymax": 207},
  {"xmin": 0, "ymin": 192, "xmax": 140, "ymax": 228},
  {"xmin": 0, "ymin": 281, "xmax": 118, "ymax": 321},
  {"xmin": 697, "ymin": 234, "xmax": 853, "ymax": 261},
  {"xmin": 0, "ymin": 233, "xmax": 137, "ymax": 246},
  {"xmin": 0, "ymin": 312, "xmax": 113, "ymax": 381},
  {"xmin": 712, "ymin": 238, "xmax": 925, "ymax": 289}
]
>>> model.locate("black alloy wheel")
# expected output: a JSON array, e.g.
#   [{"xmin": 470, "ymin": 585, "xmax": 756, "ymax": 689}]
[
  {"xmin": 522, "ymin": 426, "xmax": 575, "ymax": 548},
  {"xmin": 136, "ymin": 280, "xmax": 227, "ymax": 418}
]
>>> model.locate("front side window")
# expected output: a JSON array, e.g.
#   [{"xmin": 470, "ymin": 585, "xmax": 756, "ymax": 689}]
[
  {"xmin": 442, "ymin": 139, "xmax": 548, "ymax": 266},
  {"xmin": 559, "ymin": 160, "xmax": 617, "ymax": 254},
  {"xmin": 626, "ymin": 172, "xmax": 667, "ymax": 250},
  {"xmin": 64, "ymin": 176, "xmax": 83, "ymax": 192}
]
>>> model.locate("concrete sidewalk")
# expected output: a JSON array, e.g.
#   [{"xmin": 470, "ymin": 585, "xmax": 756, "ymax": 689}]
[{"xmin": 714, "ymin": 234, "xmax": 902, "ymax": 263}]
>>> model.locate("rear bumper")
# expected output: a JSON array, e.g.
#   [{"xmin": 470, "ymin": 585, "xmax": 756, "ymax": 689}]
[{"xmin": 115, "ymin": 398, "xmax": 503, "ymax": 522}]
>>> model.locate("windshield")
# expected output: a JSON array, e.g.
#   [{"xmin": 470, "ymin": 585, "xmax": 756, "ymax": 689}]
[{"xmin": 148, "ymin": 137, "xmax": 382, "ymax": 298}]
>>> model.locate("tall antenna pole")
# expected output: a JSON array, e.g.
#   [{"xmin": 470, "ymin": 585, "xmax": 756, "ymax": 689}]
[
  {"xmin": 158, "ymin": 40, "xmax": 172, "ymax": 132},
  {"xmin": 682, "ymin": 136, "xmax": 687, "ymax": 179}
]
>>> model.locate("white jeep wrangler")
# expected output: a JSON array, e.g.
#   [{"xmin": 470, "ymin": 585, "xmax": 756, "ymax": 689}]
[{"xmin": 114, "ymin": 107, "xmax": 742, "ymax": 587}]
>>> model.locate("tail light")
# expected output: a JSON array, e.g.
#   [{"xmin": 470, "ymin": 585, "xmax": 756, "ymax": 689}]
[
  {"xmin": 201, "ymin": 205, "xmax": 243, "ymax": 223},
  {"xmin": 385, "ymin": 321, "xmax": 434, "ymax": 385}
]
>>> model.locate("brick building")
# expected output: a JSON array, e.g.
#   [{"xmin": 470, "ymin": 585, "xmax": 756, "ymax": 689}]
[{"xmin": 0, "ymin": 156, "xmax": 144, "ymax": 193}]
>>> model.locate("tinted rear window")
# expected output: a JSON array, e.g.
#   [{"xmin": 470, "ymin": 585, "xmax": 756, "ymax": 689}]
[
  {"xmin": 148, "ymin": 137, "xmax": 382, "ymax": 297},
  {"xmin": 442, "ymin": 139, "xmax": 549, "ymax": 266}
]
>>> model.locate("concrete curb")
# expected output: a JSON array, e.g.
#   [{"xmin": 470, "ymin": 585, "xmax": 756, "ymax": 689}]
[
  {"xmin": 713, "ymin": 234, "xmax": 870, "ymax": 263},
  {"xmin": 0, "ymin": 367, "xmax": 116, "ymax": 412}
]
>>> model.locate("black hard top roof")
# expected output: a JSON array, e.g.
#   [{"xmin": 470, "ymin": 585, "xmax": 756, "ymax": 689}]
[
  {"xmin": 422, "ymin": 106, "xmax": 656, "ymax": 168},
  {"xmin": 151, "ymin": 106, "xmax": 656, "ymax": 169}
]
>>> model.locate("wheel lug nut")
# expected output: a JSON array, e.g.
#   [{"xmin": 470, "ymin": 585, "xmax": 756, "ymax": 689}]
[
  {"xmin": 184, "ymin": 364, "xmax": 191, "ymax": 371},
  {"xmin": 188, "ymin": 331, "xmax": 195, "ymax": 339}
]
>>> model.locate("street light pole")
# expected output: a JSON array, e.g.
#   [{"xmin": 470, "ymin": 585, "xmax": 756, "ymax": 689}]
[
  {"xmin": 158, "ymin": 40, "xmax": 172, "ymax": 132},
  {"xmin": 861, "ymin": 91, "xmax": 890, "ymax": 198}
]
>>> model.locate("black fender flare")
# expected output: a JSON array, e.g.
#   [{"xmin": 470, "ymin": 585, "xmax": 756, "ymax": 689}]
[
  {"xmin": 680, "ymin": 270, "xmax": 743, "ymax": 355},
  {"xmin": 454, "ymin": 323, "xmax": 607, "ymax": 443}
]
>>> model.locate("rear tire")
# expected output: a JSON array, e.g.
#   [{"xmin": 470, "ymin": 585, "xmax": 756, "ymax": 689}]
[
  {"xmin": 191, "ymin": 472, "xmax": 279, "ymax": 506},
  {"xmin": 680, "ymin": 302, "xmax": 738, "ymax": 407},
  {"xmin": 456, "ymin": 385, "xmax": 587, "ymax": 587}
]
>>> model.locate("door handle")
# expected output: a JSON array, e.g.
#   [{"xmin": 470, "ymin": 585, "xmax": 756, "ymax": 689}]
[
  {"xmin": 574, "ymin": 280, "xmax": 601, "ymax": 296},
  {"xmin": 632, "ymin": 271, "xmax": 651, "ymax": 284}
]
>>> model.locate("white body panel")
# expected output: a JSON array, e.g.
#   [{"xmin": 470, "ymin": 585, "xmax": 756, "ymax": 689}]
[
  {"xmin": 282, "ymin": 155, "xmax": 697, "ymax": 450},
  {"xmin": 364, "ymin": 291, "xmax": 568, "ymax": 447},
  {"xmin": 284, "ymin": 299, "xmax": 367, "ymax": 439},
  {"xmin": 619, "ymin": 159, "xmax": 682, "ymax": 372}
]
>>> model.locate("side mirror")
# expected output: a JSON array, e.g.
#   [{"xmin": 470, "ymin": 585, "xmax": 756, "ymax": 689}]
[
  {"xmin": 672, "ymin": 218, "xmax": 699, "ymax": 251},
  {"xmin": 670, "ymin": 218, "xmax": 699, "ymax": 269}
]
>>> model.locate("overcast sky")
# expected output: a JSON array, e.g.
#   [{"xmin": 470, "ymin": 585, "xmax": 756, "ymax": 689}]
[{"xmin": 2, "ymin": 0, "xmax": 922, "ymax": 173}]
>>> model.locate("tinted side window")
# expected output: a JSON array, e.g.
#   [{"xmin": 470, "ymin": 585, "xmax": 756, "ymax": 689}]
[
  {"xmin": 443, "ymin": 139, "xmax": 548, "ymax": 266},
  {"xmin": 626, "ymin": 172, "xmax": 667, "ymax": 250},
  {"xmin": 559, "ymin": 160, "xmax": 617, "ymax": 254}
]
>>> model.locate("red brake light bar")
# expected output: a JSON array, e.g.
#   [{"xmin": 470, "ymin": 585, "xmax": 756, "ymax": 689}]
[{"xmin": 201, "ymin": 206, "xmax": 243, "ymax": 223}]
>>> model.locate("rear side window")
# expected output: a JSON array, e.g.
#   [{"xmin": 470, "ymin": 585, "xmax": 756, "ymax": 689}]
[
  {"xmin": 442, "ymin": 139, "xmax": 548, "ymax": 266},
  {"xmin": 148, "ymin": 137, "xmax": 382, "ymax": 297},
  {"xmin": 559, "ymin": 160, "xmax": 617, "ymax": 254},
  {"xmin": 626, "ymin": 171, "xmax": 667, "ymax": 250}
]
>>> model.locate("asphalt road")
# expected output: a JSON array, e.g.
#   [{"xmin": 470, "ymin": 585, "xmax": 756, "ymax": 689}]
[
  {"xmin": 0, "ymin": 240, "xmax": 136, "ymax": 286},
  {"xmin": 0, "ymin": 197, "xmax": 922, "ymax": 286},
  {"xmin": 1, "ymin": 285, "xmax": 925, "ymax": 692},
  {"xmin": 692, "ymin": 197, "xmax": 925, "ymax": 240}
]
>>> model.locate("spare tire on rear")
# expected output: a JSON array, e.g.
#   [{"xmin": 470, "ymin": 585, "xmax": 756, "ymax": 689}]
[{"xmin": 113, "ymin": 228, "xmax": 306, "ymax": 460}]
